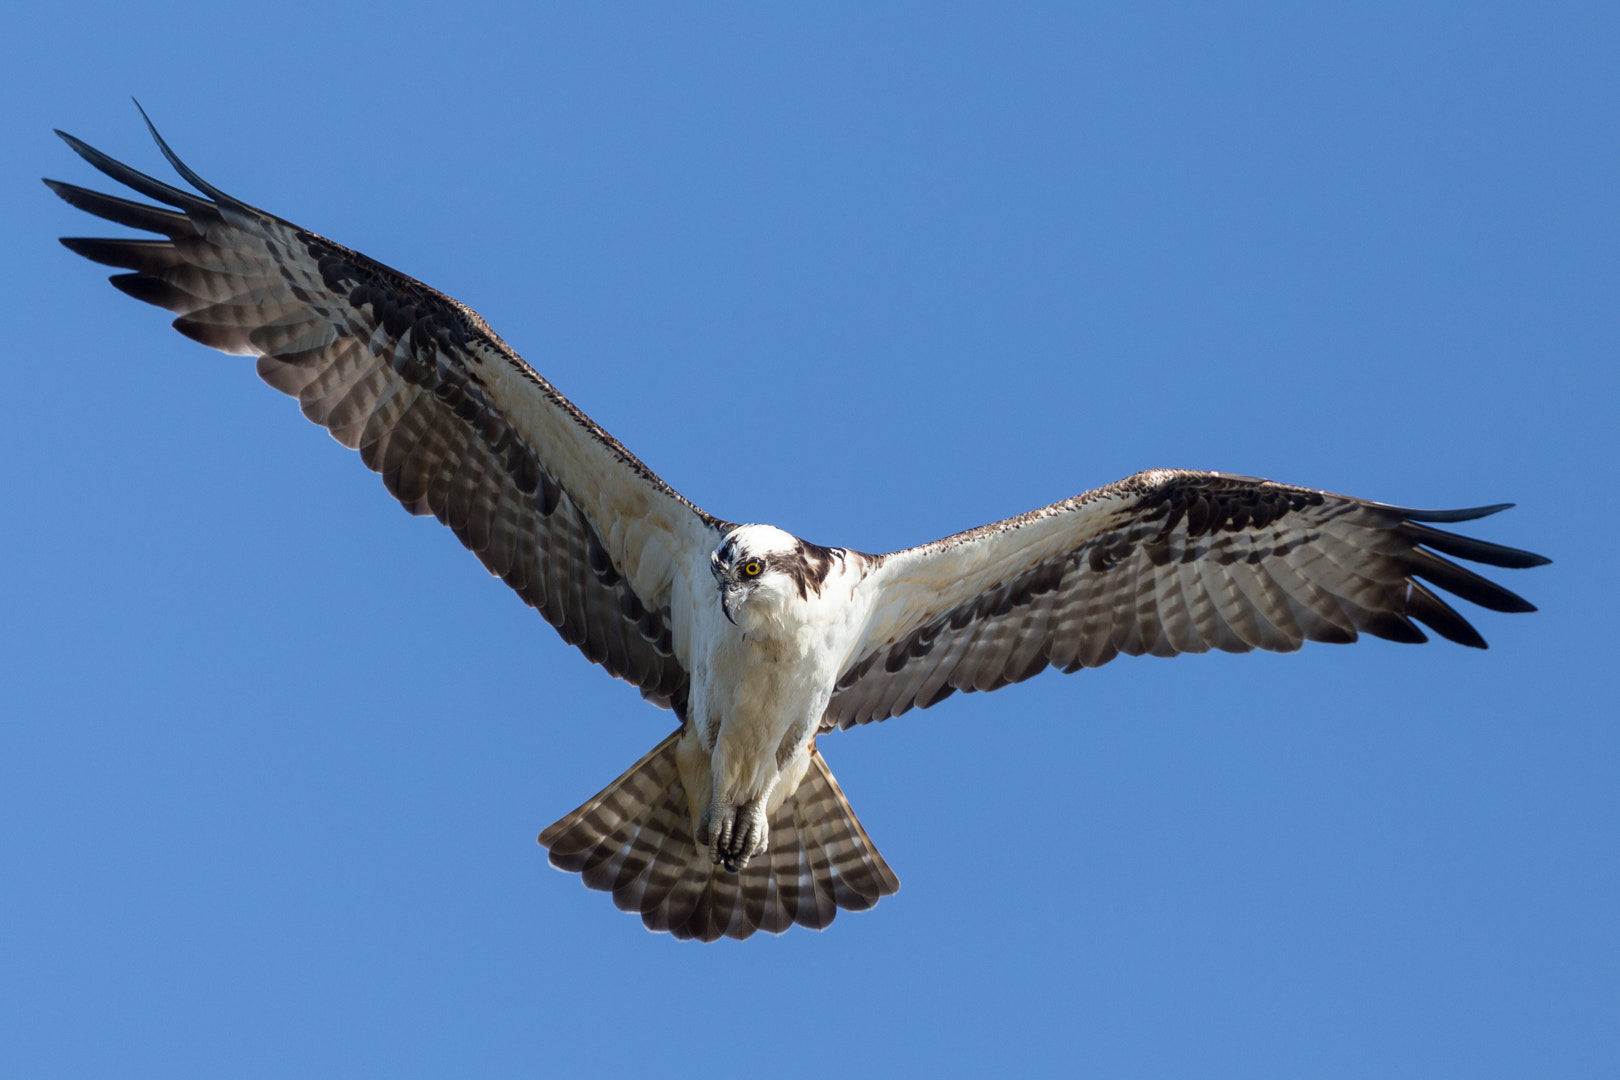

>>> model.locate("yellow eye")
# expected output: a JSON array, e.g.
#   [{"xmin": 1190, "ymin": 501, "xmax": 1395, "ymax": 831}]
[{"xmin": 743, "ymin": 561, "xmax": 762, "ymax": 577}]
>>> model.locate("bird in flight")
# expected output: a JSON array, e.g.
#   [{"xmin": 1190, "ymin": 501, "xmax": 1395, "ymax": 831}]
[{"xmin": 49, "ymin": 112, "xmax": 1548, "ymax": 942}]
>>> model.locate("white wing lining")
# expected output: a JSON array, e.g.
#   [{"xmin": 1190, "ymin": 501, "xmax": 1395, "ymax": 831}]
[
  {"xmin": 827, "ymin": 469, "xmax": 1548, "ymax": 729},
  {"xmin": 49, "ymin": 117, "xmax": 727, "ymax": 710}
]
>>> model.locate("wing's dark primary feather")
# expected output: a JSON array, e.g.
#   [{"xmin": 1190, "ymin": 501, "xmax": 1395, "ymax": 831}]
[
  {"xmin": 828, "ymin": 470, "xmax": 1548, "ymax": 729},
  {"xmin": 48, "ymin": 117, "xmax": 728, "ymax": 711}
]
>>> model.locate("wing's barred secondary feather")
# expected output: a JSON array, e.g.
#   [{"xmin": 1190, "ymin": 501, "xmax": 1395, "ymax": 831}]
[
  {"xmin": 47, "ymin": 119, "xmax": 725, "ymax": 712},
  {"xmin": 52, "ymin": 114, "xmax": 1545, "ymax": 943},
  {"xmin": 829, "ymin": 470, "xmax": 1549, "ymax": 729}
]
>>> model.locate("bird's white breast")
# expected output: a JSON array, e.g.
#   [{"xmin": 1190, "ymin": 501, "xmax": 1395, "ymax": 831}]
[{"xmin": 677, "ymin": 552, "xmax": 874, "ymax": 817}]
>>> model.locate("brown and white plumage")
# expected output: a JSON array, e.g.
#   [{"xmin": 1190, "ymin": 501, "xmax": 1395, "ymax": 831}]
[
  {"xmin": 827, "ymin": 470, "xmax": 1547, "ymax": 729},
  {"xmin": 50, "ymin": 113, "xmax": 1547, "ymax": 943},
  {"xmin": 541, "ymin": 733, "xmax": 896, "ymax": 941},
  {"xmin": 48, "ymin": 118, "xmax": 717, "ymax": 713}
]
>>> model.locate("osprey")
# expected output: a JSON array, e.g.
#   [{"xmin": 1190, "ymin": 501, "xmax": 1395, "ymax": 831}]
[{"xmin": 49, "ymin": 114, "xmax": 1548, "ymax": 942}]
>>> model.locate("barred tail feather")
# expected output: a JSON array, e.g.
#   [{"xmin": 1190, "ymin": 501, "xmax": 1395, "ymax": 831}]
[{"xmin": 538, "ymin": 732, "xmax": 899, "ymax": 941}]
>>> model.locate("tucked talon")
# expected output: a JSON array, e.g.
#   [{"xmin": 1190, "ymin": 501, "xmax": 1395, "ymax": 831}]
[
  {"xmin": 704, "ymin": 792, "xmax": 772, "ymax": 873},
  {"xmin": 705, "ymin": 794, "xmax": 732, "ymax": 869}
]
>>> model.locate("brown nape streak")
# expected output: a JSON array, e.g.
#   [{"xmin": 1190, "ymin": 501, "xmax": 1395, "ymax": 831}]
[{"xmin": 766, "ymin": 540, "xmax": 848, "ymax": 599}]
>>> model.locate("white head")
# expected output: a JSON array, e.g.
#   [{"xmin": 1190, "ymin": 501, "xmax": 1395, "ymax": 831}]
[{"xmin": 710, "ymin": 524, "xmax": 840, "ymax": 636}]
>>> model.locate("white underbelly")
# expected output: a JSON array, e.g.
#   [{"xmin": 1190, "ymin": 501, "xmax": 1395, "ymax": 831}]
[
  {"xmin": 705, "ymin": 637, "xmax": 823, "ymax": 798},
  {"xmin": 674, "ymin": 553, "xmax": 874, "ymax": 822}
]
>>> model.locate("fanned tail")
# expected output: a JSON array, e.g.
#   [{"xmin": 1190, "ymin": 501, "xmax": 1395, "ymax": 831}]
[{"xmin": 539, "ymin": 732, "xmax": 898, "ymax": 941}]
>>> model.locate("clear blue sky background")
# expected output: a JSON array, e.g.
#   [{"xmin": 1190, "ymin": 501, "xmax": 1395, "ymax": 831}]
[{"xmin": 3, "ymin": 4, "xmax": 1615, "ymax": 1077}]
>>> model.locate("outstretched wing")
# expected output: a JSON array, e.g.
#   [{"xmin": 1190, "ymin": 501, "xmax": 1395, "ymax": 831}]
[
  {"xmin": 48, "ymin": 115, "xmax": 726, "ymax": 711},
  {"xmin": 827, "ymin": 469, "xmax": 1548, "ymax": 729}
]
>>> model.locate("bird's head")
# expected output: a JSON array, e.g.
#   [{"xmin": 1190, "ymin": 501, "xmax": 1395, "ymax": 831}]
[{"xmin": 710, "ymin": 524, "xmax": 808, "ymax": 635}]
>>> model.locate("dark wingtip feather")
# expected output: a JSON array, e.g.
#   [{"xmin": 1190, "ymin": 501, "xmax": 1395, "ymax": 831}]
[
  {"xmin": 1358, "ymin": 610, "xmax": 1429, "ymax": 645},
  {"xmin": 107, "ymin": 271, "xmax": 192, "ymax": 312},
  {"xmin": 133, "ymin": 100, "xmax": 241, "ymax": 209},
  {"xmin": 1406, "ymin": 582, "xmax": 1489, "ymax": 649},
  {"xmin": 1400, "ymin": 522, "xmax": 1552, "ymax": 570},
  {"xmin": 1409, "ymin": 548, "xmax": 1539, "ymax": 614},
  {"xmin": 60, "ymin": 236, "xmax": 174, "ymax": 270},
  {"xmin": 46, "ymin": 178, "xmax": 198, "ymax": 237},
  {"xmin": 1400, "ymin": 503, "xmax": 1514, "ymax": 523},
  {"xmin": 53, "ymin": 127, "xmax": 210, "ymax": 212}
]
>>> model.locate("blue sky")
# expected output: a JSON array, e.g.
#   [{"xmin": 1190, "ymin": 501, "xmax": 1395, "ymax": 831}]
[{"xmin": 3, "ymin": 3, "xmax": 1616, "ymax": 1077}]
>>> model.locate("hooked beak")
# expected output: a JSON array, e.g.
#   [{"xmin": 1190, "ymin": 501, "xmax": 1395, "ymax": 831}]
[
  {"xmin": 720, "ymin": 585, "xmax": 744, "ymax": 625},
  {"xmin": 712, "ymin": 551, "xmax": 746, "ymax": 624}
]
